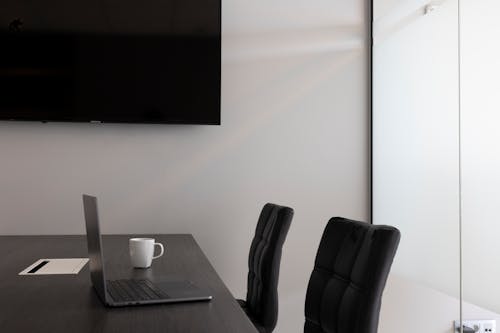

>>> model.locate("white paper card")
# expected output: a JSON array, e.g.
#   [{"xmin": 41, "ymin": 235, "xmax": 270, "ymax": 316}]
[{"xmin": 19, "ymin": 258, "xmax": 89, "ymax": 275}]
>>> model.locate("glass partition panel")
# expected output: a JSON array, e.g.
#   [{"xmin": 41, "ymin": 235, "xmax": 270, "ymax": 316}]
[
  {"xmin": 461, "ymin": 0, "xmax": 500, "ymax": 326},
  {"xmin": 373, "ymin": 1, "xmax": 460, "ymax": 332}
]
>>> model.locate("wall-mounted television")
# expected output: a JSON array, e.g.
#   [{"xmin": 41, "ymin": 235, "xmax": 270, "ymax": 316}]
[{"xmin": 0, "ymin": 0, "xmax": 221, "ymax": 124}]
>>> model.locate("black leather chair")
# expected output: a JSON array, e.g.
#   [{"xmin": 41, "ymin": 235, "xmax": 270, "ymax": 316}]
[
  {"xmin": 305, "ymin": 217, "xmax": 400, "ymax": 333},
  {"xmin": 238, "ymin": 203, "xmax": 294, "ymax": 333}
]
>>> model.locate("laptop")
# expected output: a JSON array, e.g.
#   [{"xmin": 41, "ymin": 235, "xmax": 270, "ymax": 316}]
[{"xmin": 82, "ymin": 194, "xmax": 212, "ymax": 307}]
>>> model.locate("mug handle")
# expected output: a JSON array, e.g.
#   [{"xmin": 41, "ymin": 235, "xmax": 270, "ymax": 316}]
[{"xmin": 152, "ymin": 243, "xmax": 164, "ymax": 260}]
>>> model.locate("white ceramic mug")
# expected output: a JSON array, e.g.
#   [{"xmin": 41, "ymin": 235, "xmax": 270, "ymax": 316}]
[{"xmin": 129, "ymin": 238, "xmax": 164, "ymax": 268}]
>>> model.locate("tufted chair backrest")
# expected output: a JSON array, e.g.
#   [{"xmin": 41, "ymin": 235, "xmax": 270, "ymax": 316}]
[
  {"xmin": 304, "ymin": 217, "xmax": 400, "ymax": 333},
  {"xmin": 245, "ymin": 203, "xmax": 294, "ymax": 333}
]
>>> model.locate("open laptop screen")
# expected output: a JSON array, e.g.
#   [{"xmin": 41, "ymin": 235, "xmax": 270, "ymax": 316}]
[{"xmin": 82, "ymin": 194, "xmax": 108, "ymax": 302}]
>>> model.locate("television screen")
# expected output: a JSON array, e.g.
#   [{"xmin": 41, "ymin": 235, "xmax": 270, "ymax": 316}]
[{"xmin": 0, "ymin": 0, "xmax": 221, "ymax": 124}]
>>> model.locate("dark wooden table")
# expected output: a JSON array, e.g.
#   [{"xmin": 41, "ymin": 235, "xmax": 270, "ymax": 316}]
[{"xmin": 0, "ymin": 234, "xmax": 257, "ymax": 333}]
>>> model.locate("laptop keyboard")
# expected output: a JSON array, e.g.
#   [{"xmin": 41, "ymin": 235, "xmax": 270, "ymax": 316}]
[{"xmin": 107, "ymin": 279, "xmax": 169, "ymax": 302}]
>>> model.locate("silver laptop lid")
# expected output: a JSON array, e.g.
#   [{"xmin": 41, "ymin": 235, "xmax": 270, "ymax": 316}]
[{"xmin": 82, "ymin": 194, "xmax": 108, "ymax": 303}]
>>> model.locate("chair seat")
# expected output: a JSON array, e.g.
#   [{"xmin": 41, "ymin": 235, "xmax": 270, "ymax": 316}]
[{"xmin": 237, "ymin": 299, "xmax": 268, "ymax": 333}]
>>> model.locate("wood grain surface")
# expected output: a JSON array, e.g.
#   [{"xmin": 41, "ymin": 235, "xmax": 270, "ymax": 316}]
[{"xmin": 0, "ymin": 234, "xmax": 257, "ymax": 333}]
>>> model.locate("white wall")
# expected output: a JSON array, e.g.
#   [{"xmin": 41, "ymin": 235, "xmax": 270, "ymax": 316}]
[{"xmin": 0, "ymin": 1, "xmax": 369, "ymax": 331}]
